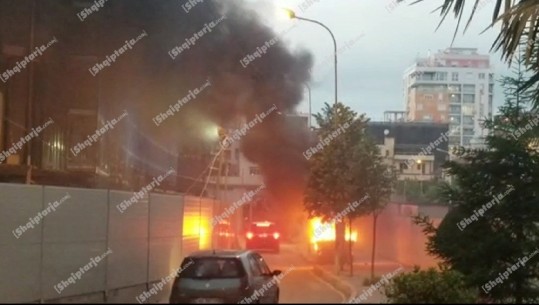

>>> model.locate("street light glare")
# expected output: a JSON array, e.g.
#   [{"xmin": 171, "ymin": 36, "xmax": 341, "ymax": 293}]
[
  {"xmin": 204, "ymin": 125, "xmax": 220, "ymax": 141},
  {"xmin": 281, "ymin": 8, "xmax": 296, "ymax": 20}
]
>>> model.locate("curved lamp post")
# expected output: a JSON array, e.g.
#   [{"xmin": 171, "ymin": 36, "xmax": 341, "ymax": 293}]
[{"xmin": 284, "ymin": 8, "xmax": 338, "ymax": 111}]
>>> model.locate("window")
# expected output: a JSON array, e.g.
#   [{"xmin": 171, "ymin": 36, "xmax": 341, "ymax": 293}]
[
  {"xmin": 451, "ymin": 72, "xmax": 459, "ymax": 81},
  {"xmin": 249, "ymin": 223, "xmax": 277, "ymax": 234},
  {"xmin": 235, "ymin": 149, "xmax": 240, "ymax": 161},
  {"xmin": 450, "ymin": 94, "xmax": 461, "ymax": 104},
  {"xmin": 479, "ymin": 73, "xmax": 485, "ymax": 79},
  {"xmin": 450, "ymin": 105, "xmax": 461, "ymax": 114},
  {"xmin": 420, "ymin": 72, "xmax": 435, "ymax": 81},
  {"xmin": 438, "ymin": 104, "xmax": 447, "ymax": 111},
  {"xmin": 423, "ymin": 114, "xmax": 432, "ymax": 121},
  {"xmin": 421, "ymin": 163, "xmax": 425, "ymax": 174},
  {"xmin": 489, "ymin": 73, "xmax": 494, "ymax": 82},
  {"xmin": 423, "ymin": 94, "xmax": 433, "ymax": 101},
  {"xmin": 463, "ymin": 94, "xmax": 475, "ymax": 104},
  {"xmin": 463, "ymin": 84, "xmax": 475, "ymax": 93},
  {"xmin": 462, "ymin": 104, "xmax": 474, "ymax": 115},
  {"xmin": 180, "ymin": 258, "xmax": 246, "ymax": 279},
  {"xmin": 418, "ymin": 84, "xmax": 447, "ymax": 93},
  {"xmin": 448, "ymin": 85, "xmax": 460, "ymax": 93},
  {"xmin": 463, "ymin": 128, "xmax": 474, "ymax": 136},
  {"xmin": 253, "ymin": 253, "xmax": 271, "ymax": 275},
  {"xmin": 249, "ymin": 166, "xmax": 261, "ymax": 175},
  {"xmin": 417, "ymin": 164, "xmax": 421, "ymax": 170},
  {"xmin": 248, "ymin": 256, "xmax": 263, "ymax": 276},
  {"xmin": 449, "ymin": 115, "xmax": 461, "ymax": 124},
  {"xmin": 489, "ymin": 84, "xmax": 493, "ymax": 94},
  {"xmin": 465, "ymin": 72, "xmax": 474, "ymax": 80},
  {"xmin": 435, "ymin": 72, "xmax": 447, "ymax": 81},
  {"xmin": 463, "ymin": 116, "xmax": 474, "ymax": 125}
]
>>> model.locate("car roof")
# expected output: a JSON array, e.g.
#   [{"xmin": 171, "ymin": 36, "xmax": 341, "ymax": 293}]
[{"xmin": 186, "ymin": 249, "xmax": 255, "ymax": 259}]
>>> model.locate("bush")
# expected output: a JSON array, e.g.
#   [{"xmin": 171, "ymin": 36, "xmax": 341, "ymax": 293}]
[{"xmin": 382, "ymin": 267, "xmax": 478, "ymax": 303}]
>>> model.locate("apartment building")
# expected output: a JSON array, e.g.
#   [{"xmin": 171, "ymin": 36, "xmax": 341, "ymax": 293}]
[{"xmin": 404, "ymin": 48, "xmax": 494, "ymax": 147}]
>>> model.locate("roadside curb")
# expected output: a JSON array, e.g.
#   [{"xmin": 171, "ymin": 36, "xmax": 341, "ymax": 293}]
[
  {"xmin": 293, "ymin": 243, "xmax": 357, "ymax": 302},
  {"xmin": 312, "ymin": 265, "xmax": 357, "ymax": 303}
]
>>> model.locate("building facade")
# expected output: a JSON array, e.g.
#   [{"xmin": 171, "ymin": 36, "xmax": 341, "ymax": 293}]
[
  {"xmin": 366, "ymin": 121, "xmax": 450, "ymax": 181},
  {"xmin": 403, "ymin": 48, "xmax": 494, "ymax": 147},
  {"xmin": 0, "ymin": 1, "xmax": 211, "ymax": 191}
]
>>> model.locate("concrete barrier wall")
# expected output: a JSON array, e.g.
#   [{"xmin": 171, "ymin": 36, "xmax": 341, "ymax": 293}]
[
  {"xmin": 108, "ymin": 190, "xmax": 149, "ymax": 291},
  {"xmin": 0, "ymin": 183, "xmax": 216, "ymax": 303},
  {"xmin": 0, "ymin": 183, "xmax": 43, "ymax": 303},
  {"xmin": 353, "ymin": 203, "xmax": 448, "ymax": 268},
  {"xmin": 42, "ymin": 187, "xmax": 108, "ymax": 300},
  {"xmin": 148, "ymin": 193, "xmax": 184, "ymax": 283}
]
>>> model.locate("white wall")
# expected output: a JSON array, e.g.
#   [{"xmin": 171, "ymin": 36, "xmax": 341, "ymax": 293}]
[{"xmin": 0, "ymin": 183, "xmax": 216, "ymax": 303}]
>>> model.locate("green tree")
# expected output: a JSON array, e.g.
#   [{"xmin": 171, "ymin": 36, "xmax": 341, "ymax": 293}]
[
  {"xmin": 413, "ymin": 56, "xmax": 539, "ymax": 303},
  {"xmin": 350, "ymin": 135, "xmax": 395, "ymax": 280},
  {"xmin": 304, "ymin": 102, "xmax": 394, "ymax": 276},
  {"xmin": 383, "ymin": 267, "xmax": 478, "ymax": 304},
  {"xmin": 304, "ymin": 103, "xmax": 366, "ymax": 273}
]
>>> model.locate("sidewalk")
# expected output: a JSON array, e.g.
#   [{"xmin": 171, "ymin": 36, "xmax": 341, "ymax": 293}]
[
  {"xmin": 294, "ymin": 243, "xmax": 410, "ymax": 303},
  {"xmin": 317, "ymin": 262, "xmax": 406, "ymax": 303}
]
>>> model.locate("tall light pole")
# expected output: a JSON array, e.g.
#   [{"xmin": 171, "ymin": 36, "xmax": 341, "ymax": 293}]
[
  {"xmin": 284, "ymin": 9, "xmax": 338, "ymax": 119},
  {"xmin": 284, "ymin": 8, "xmax": 344, "ymax": 273},
  {"xmin": 305, "ymin": 83, "xmax": 312, "ymax": 128}
]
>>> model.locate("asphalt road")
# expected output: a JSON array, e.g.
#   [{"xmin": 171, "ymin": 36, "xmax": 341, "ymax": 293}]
[
  {"xmin": 259, "ymin": 244, "xmax": 344, "ymax": 304},
  {"xmin": 162, "ymin": 243, "xmax": 343, "ymax": 304}
]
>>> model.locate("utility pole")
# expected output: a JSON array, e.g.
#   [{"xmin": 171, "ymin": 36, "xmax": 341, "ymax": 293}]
[{"xmin": 26, "ymin": 0, "xmax": 36, "ymax": 184}]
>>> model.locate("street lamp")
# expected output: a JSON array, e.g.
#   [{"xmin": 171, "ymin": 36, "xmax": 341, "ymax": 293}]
[{"xmin": 284, "ymin": 8, "xmax": 338, "ymax": 118}]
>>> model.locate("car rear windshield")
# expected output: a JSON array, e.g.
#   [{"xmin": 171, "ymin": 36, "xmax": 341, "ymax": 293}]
[
  {"xmin": 250, "ymin": 224, "xmax": 276, "ymax": 233},
  {"xmin": 179, "ymin": 257, "xmax": 246, "ymax": 279}
]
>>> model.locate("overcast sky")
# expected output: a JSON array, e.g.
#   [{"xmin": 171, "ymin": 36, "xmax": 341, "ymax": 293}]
[{"xmin": 246, "ymin": 0, "xmax": 510, "ymax": 120}]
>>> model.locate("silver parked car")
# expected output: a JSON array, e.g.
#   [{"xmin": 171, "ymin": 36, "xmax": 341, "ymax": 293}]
[{"xmin": 169, "ymin": 250, "xmax": 281, "ymax": 304}]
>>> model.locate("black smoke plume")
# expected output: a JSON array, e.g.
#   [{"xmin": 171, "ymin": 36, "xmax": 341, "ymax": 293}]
[{"xmin": 0, "ymin": 0, "xmax": 314, "ymax": 204}]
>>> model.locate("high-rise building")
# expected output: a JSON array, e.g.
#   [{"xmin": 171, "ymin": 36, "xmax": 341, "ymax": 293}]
[{"xmin": 403, "ymin": 48, "xmax": 494, "ymax": 147}]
